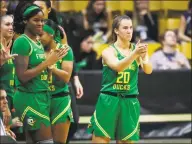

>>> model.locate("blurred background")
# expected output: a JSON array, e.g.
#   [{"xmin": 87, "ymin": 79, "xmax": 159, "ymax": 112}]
[{"xmin": 3, "ymin": 0, "xmax": 192, "ymax": 143}]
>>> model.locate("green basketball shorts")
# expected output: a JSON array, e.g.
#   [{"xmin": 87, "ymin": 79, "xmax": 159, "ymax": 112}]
[
  {"xmin": 50, "ymin": 95, "xmax": 74, "ymax": 125},
  {"xmin": 87, "ymin": 93, "xmax": 140, "ymax": 141},
  {"xmin": 13, "ymin": 90, "xmax": 51, "ymax": 131}
]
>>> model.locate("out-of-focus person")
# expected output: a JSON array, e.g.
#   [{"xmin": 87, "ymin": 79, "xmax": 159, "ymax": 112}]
[
  {"xmin": 132, "ymin": 0, "xmax": 158, "ymax": 42},
  {"xmin": 178, "ymin": 0, "xmax": 192, "ymax": 42},
  {"xmin": 150, "ymin": 30, "xmax": 191, "ymax": 70},
  {"xmin": 82, "ymin": 0, "xmax": 112, "ymax": 43},
  {"xmin": 73, "ymin": 30, "xmax": 102, "ymax": 71},
  {"xmin": 0, "ymin": 0, "xmax": 8, "ymax": 16},
  {"xmin": 0, "ymin": 89, "xmax": 16, "ymax": 140}
]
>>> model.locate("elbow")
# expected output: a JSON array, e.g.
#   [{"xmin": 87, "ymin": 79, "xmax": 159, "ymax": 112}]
[
  {"xmin": 145, "ymin": 69, "xmax": 153, "ymax": 74},
  {"xmin": 115, "ymin": 67, "xmax": 124, "ymax": 72},
  {"xmin": 143, "ymin": 64, "xmax": 153, "ymax": 74},
  {"xmin": 63, "ymin": 76, "xmax": 71, "ymax": 83},
  {"xmin": 18, "ymin": 77, "xmax": 29, "ymax": 84}
]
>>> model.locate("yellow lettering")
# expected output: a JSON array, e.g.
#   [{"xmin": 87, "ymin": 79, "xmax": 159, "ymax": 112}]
[
  {"xmin": 116, "ymin": 72, "xmax": 130, "ymax": 84},
  {"xmin": 49, "ymin": 85, "xmax": 55, "ymax": 91},
  {"xmin": 41, "ymin": 75, "xmax": 48, "ymax": 80},
  {"xmin": 10, "ymin": 80, "xmax": 14, "ymax": 86}
]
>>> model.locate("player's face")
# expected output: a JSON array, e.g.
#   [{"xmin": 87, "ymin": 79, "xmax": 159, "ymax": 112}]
[
  {"xmin": 0, "ymin": 1, "xmax": 8, "ymax": 16},
  {"xmin": 33, "ymin": 1, "xmax": 51, "ymax": 19},
  {"xmin": 1, "ymin": 16, "xmax": 14, "ymax": 40},
  {"xmin": 40, "ymin": 31, "xmax": 52, "ymax": 47},
  {"xmin": 164, "ymin": 31, "xmax": 177, "ymax": 47},
  {"xmin": 25, "ymin": 11, "xmax": 44, "ymax": 36},
  {"xmin": 0, "ymin": 90, "xmax": 8, "ymax": 112},
  {"xmin": 116, "ymin": 19, "xmax": 133, "ymax": 41},
  {"xmin": 93, "ymin": 0, "xmax": 105, "ymax": 14},
  {"xmin": 80, "ymin": 35, "xmax": 94, "ymax": 53}
]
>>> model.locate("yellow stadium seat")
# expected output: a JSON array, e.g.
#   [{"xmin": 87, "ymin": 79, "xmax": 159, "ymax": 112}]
[
  {"xmin": 106, "ymin": 1, "xmax": 120, "ymax": 11},
  {"xmin": 72, "ymin": 1, "xmax": 88, "ymax": 12},
  {"xmin": 58, "ymin": 1, "xmax": 73, "ymax": 12},
  {"xmin": 161, "ymin": 1, "xmax": 188, "ymax": 11},
  {"xmin": 120, "ymin": 1, "xmax": 134, "ymax": 13},
  {"xmin": 149, "ymin": 1, "xmax": 161, "ymax": 11},
  {"xmin": 180, "ymin": 42, "xmax": 191, "ymax": 59},
  {"xmin": 148, "ymin": 43, "xmax": 162, "ymax": 57},
  {"xmin": 158, "ymin": 18, "xmax": 166, "ymax": 36},
  {"xmin": 93, "ymin": 43, "xmax": 109, "ymax": 59},
  {"xmin": 166, "ymin": 18, "xmax": 180, "ymax": 30}
]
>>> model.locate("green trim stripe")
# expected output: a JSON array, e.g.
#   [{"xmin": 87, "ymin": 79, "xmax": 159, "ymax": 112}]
[
  {"xmin": 94, "ymin": 111, "xmax": 111, "ymax": 138},
  {"xmin": 122, "ymin": 120, "xmax": 139, "ymax": 140},
  {"xmin": 21, "ymin": 106, "xmax": 50, "ymax": 122},
  {"xmin": 51, "ymin": 99, "xmax": 71, "ymax": 124}
]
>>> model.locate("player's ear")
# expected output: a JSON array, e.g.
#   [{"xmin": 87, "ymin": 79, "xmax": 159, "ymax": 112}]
[{"xmin": 114, "ymin": 28, "xmax": 118, "ymax": 35}]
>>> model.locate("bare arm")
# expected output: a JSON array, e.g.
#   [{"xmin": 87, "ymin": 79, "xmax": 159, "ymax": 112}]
[
  {"xmin": 14, "ymin": 55, "xmax": 49, "ymax": 83},
  {"xmin": 82, "ymin": 9, "xmax": 89, "ymax": 30},
  {"xmin": 178, "ymin": 15, "xmax": 191, "ymax": 42},
  {"xmin": 139, "ymin": 53, "xmax": 153, "ymax": 74},
  {"xmin": 52, "ymin": 61, "xmax": 73, "ymax": 83},
  {"xmin": 14, "ymin": 48, "xmax": 68, "ymax": 83},
  {"xmin": 102, "ymin": 47, "xmax": 139, "ymax": 72}
]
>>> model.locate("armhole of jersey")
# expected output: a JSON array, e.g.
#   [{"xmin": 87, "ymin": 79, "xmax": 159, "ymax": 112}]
[
  {"xmin": 22, "ymin": 36, "xmax": 33, "ymax": 56},
  {"xmin": 111, "ymin": 44, "xmax": 119, "ymax": 57}
]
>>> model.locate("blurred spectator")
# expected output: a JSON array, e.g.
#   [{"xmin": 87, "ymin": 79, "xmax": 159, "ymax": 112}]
[
  {"xmin": 132, "ymin": 0, "xmax": 158, "ymax": 42},
  {"xmin": 0, "ymin": 89, "xmax": 16, "ymax": 140},
  {"xmin": 178, "ymin": 0, "xmax": 192, "ymax": 42},
  {"xmin": 7, "ymin": 0, "xmax": 19, "ymax": 15},
  {"xmin": 82, "ymin": 0, "xmax": 112, "ymax": 43},
  {"xmin": 0, "ymin": 0, "xmax": 8, "ymax": 16},
  {"xmin": 73, "ymin": 30, "xmax": 102, "ymax": 70},
  {"xmin": 150, "ymin": 30, "xmax": 191, "ymax": 70}
]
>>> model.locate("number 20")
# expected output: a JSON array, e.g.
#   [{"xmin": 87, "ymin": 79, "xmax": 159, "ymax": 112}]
[{"xmin": 116, "ymin": 72, "xmax": 130, "ymax": 84}]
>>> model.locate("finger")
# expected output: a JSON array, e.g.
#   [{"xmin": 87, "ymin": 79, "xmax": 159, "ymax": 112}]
[
  {"xmin": 7, "ymin": 40, "xmax": 12, "ymax": 50},
  {"xmin": 10, "ymin": 54, "xmax": 18, "ymax": 58},
  {"xmin": 136, "ymin": 39, "xmax": 140, "ymax": 46}
]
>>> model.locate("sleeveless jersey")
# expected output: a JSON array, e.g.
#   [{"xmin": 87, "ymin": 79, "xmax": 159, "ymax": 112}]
[
  {"xmin": 48, "ymin": 43, "xmax": 74, "ymax": 95},
  {"xmin": 12, "ymin": 34, "xmax": 49, "ymax": 92},
  {"xmin": 100, "ymin": 43, "xmax": 139, "ymax": 96},
  {"xmin": 0, "ymin": 58, "xmax": 15, "ymax": 97}
]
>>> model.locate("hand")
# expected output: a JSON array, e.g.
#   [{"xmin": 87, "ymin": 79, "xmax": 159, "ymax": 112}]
[
  {"xmin": 2, "ymin": 107, "xmax": 11, "ymax": 126},
  {"xmin": 0, "ymin": 39, "xmax": 18, "ymax": 66},
  {"xmin": 11, "ymin": 117, "xmax": 23, "ymax": 128},
  {"xmin": 5, "ymin": 128, "xmax": 16, "ymax": 141},
  {"xmin": 133, "ymin": 40, "xmax": 148, "ymax": 57},
  {"xmin": 73, "ymin": 76, "xmax": 84, "ymax": 99},
  {"xmin": 45, "ymin": 46, "xmax": 69, "ymax": 66}
]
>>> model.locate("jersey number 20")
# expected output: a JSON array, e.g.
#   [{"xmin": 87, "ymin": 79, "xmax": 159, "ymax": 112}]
[{"xmin": 116, "ymin": 72, "xmax": 130, "ymax": 84}]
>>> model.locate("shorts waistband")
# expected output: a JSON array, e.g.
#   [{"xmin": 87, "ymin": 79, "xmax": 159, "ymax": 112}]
[
  {"xmin": 51, "ymin": 92, "xmax": 70, "ymax": 98},
  {"xmin": 101, "ymin": 91, "xmax": 137, "ymax": 98}
]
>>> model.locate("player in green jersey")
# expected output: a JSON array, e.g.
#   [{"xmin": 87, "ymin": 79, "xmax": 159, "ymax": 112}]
[
  {"xmin": 33, "ymin": 1, "xmax": 84, "ymax": 142},
  {"xmin": 12, "ymin": 3, "xmax": 68, "ymax": 143},
  {"xmin": 40, "ymin": 19, "xmax": 74, "ymax": 144},
  {"xmin": 88, "ymin": 15, "xmax": 153, "ymax": 143}
]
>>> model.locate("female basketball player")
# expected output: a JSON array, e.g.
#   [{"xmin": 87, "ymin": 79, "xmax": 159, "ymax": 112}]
[
  {"xmin": 40, "ymin": 19, "xmax": 74, "ymax": 143},
  {"xmin": 88, "ymin": 15, "xmax": 152, "ymax": 144},
  {"xmin": 12, "ymin": 4, "xmax": 68, "ymax": 143}
]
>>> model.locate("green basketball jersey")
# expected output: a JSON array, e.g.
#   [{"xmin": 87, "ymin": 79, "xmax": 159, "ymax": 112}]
[
  {"xmin": 100, "ymin": 43, "xmax": 139, "ymax": 96},
  {"xmin": 0, "ymin": 58, "xmax": 15, "ymax": 97},
  {"xmin": 12, "ymin": 34, "xmax": 49, "ymax": 92},
  {"xmin": 48, "ymin": 43, "xmax": 74, "ymax": 95}
]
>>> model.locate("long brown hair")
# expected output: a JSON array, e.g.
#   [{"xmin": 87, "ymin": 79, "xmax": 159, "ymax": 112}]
[{"xmin": 112, "ymin": 15, "xmax": 131, "ymax": 43}]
